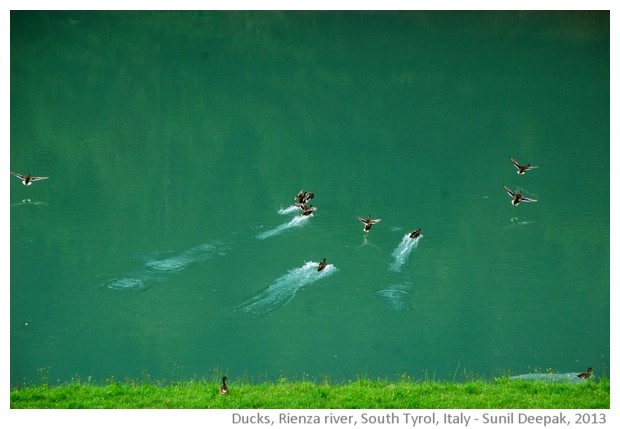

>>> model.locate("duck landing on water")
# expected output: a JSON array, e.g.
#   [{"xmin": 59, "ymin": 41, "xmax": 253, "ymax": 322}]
[
  {"xmin": 357, "ymin": 215, "xmax": 381, "ymax": 232},
  {"xmin": 503, "ymin": 185, "xmax": 538, "ymax": 206},
  {"xmin": 11, "ymin": 172, "xmax": 49, "ymax": 186},
  {"xmin": 294, "ymin": 203, "xmax": 317, "ymax": 216},
  {"xmin": 294, "ymin": 190, "xmax": 315, "ymax": 205}
]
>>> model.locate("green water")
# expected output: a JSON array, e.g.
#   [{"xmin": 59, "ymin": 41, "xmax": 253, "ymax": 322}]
[{"xmin": 10, "ymin": 11, "xmax": 609, "ymax": 386}]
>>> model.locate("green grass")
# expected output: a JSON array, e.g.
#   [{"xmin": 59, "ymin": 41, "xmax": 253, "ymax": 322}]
[{"xmin": 10, "ymin": 377, "xmax": 609, "ymax": 409}]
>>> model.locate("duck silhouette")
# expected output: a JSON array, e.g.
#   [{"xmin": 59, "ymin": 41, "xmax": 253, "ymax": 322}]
[
  {"xmin": 294, "ymin": 190, "xmax": 315, "ymax": 204},
  {"xmin": 294, "ymin": 203, "xmax": 317, "ymax": 216},
  {"xmin": 11, "ymin": 172, "xmax": 49, "ymax": 186},
  {"xmin": 409, "ymin": 228, "xmax": 422, "ymax": 239},
  {"xmin": 357, "ymin": 215, "xmax": 381, "ymax": 232},
  {"xmin": 503, "ymin": 185, "xmax": 538, "ymax": 206},
  {"xmin": 220, "ymin": 376, "xmax": 229, "ymax": 394},
  {"xmin": 510, "ymin": 157, "xmax": 538, "ymax": 175},
  {"xmin": 576, "ymin": 367, "xmax": 594, "ymax": 379}
]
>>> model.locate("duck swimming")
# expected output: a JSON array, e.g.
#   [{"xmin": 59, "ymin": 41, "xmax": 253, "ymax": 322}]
[
  {"xmin": 294, "ymin": 190, "xmax": 315, "ymax": 204},
  {"xmin": 294, "ymin": 203, "xmax": 317, "ymax": 216},
  {"xmin": 409, "ymin": 228, "xmax": 422, "ymax": 239},
  {"xmin": 510, "ymin": 157, "xmax": 538, "ymax": 175},
  {"xmin": 220, "ymin": 376, "xmax": 229, "ymax": 394},
  {"xmin": 11, "ymin": 172, "xmax": 49, "ymax": 186},
  {"xmin": 503, "ymin": 185, "xmax": 538, "ymax": 206},
  {"xmin": 577, "ymin": 367, "xmax": 594, "ymax": 379},
  {"xmin": 357, "ymin": 215, "xmax": 381, "ymax": 232},
  {"xmin": 317, "ymin": 258, "xmax": 327, "ymax": 272}
]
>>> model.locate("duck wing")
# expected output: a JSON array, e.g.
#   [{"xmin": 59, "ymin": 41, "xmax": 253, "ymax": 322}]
[
  {"xmin": 503, "ymin": 184, "xmax": 516, "ymax": 197},
  {"xmin": 509, "ymin": 157, "xmax": 522, "ymax": 169}
]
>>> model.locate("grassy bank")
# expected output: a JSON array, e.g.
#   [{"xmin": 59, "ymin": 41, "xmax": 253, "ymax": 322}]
[{"xmin": 10, "ymin": 377, "xmax": 609, "ymax": 409}]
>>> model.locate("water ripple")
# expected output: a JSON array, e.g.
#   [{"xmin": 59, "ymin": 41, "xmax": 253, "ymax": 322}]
[
  {"xmin": 102, "ymin": 241, "xmax": 220, "ymax": 292},
  {"xmin": 235, "ymin": 261, "xmax": 337, "ymax": 316}
]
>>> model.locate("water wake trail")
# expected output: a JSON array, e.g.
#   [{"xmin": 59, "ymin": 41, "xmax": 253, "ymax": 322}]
[
  {"xmin": 388, "ymin": 233, "xmax": 421, "ymax": 272},
  {"xmin": 375, "ymin": 282, "xmax": 412, "ymax": 312},
  {"xmin": 510, "ymin": 373, "xmax": 591, "ymax": 383},
  {"xmin": 256, "ymin": 214, "xmax": 310, "ymax": 240},
  {"xmin": 277, "ymin": 205, "xmax": 299, "ymax": 215},
  {"xmin": 145, "ymin": 243, "xmax": 218, "ymax": 273},
  {"xmin": 235, "ymin": 261, "xmax": 337, "ymax": 316},
  {"xmin": 102, "ymin": 242, "xmax": 221, "ymax": 292}
]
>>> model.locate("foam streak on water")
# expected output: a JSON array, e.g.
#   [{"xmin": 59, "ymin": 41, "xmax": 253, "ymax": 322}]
[
  {"xmin": 236, "ymin": 261, "xmax": 337, "ymax": 316},
  {"xmin": 388, "ymin": 233, "xmax": 421, "ymax": 272},
  {"xmin": 256, "ymin": 214, "xmax": 310, "ymax": 240},
  {"xmin": 145, "ymin": 243, "xmax": 217, "ymax": 273},
  {"xmin": 102, "ymin": 242, "xmax": 219, "ymax": 291},
  {"xmin": 509, "ymin": 373, "xmax": 591, "ymax": 383},
  {"xmin": 277, "ymin": 205, "xmax": 299, "ymax": 215}
]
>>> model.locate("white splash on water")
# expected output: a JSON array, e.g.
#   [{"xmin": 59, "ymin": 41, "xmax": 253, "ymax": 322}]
[
  {"xmin": 256, "ymin": 214, "xmax": 311, "ymax": 240},
  {"xmin": 388, "ymin": 233, "xmax": 421, "ymax": 272},
  {"xmin": 277, "ymin": 205, "xmax": 299, "ymax": 215},
  {"xmin": 510, "ymin": 373, "xmax": 591, "ymax": 383},
  {"xmin": 235, "ymin": 261, "xmax": 337, "ymax": 316}
]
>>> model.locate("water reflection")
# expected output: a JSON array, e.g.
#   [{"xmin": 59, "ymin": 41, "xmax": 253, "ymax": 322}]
[
  {"xmin": 10, "ymin": 10, "xmax": 610, "ymax": 385},
  {"xmin": 235, "ymin": 261, "xmax": 337, "ymax": 316},
  {"xmin": 102, "ymin": 242, "xmax": 221, "ymax": 291}
]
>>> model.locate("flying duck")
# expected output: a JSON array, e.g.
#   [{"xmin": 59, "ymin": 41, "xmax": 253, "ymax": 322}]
[
  {"xmin": 294, "ymin": 190, "xmax": 315, "ymax": 204},
  {"xmin": 11, "ymin": 172, "xmax": 49, "ymax": 186},
  {"xmin": 357, "ymin": 215, "xmax": 381, "ymax": 232},
  {"xmin": 503, "ymin": 185, "xmax": 538, "ymax": 206},
  {"xmin": 577, "ymin": 367, "xmax": 594, "ymax": 379},
  {"xmin": 220, "ymin": 376, "xmax": 229, "ymax": 395},
  {"xmin": 409, "ymin": 228, "xmax": 422, "ymax": 239},
  {"xmin": 294, "ymin": 203, "xmax": 317, "ymax": 216},
  {"xmin": 510, "ymin": 157, "xmax": 538, "ymax": 175},
  {"xmin": 317, "ymin": 258, "xmax": 327, "ymax": 272}
]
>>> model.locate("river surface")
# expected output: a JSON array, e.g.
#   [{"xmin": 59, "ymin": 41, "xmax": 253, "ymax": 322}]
[{"xmin": 10, "ymin": 11, "xmax": 610, "ymax": 386}]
